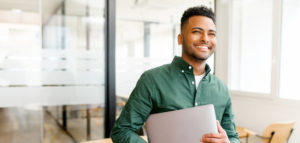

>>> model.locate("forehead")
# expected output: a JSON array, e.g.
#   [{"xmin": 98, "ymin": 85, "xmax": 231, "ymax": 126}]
[{"xmin": 185, "ymin": 16, "xmax": 216, "ymax": 31}]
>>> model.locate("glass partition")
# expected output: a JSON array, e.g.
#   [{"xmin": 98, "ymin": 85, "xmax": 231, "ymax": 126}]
[
  {"xmin": 42, "ymin": 0, "xmax": 105, "ymax": 142},
  {"xmin": 0, "ymin": 1, "xmax": 43, "ymax": 142},
  {"xmin": 0, "ymin": 0, "xmax": 106, "ymax": 142}
]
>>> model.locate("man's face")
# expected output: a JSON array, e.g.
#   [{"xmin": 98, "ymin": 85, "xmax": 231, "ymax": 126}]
[{"xmin": 178, "ymin": 16, "xmax": 216, "ymax": 61}]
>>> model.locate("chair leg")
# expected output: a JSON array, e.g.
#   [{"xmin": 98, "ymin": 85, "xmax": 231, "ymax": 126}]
[
  {"xmin": 268, "ymin": 132, "xmax": 275, "ymax": 143},
  {"xmin": 287, "ymin": 129, "xmax": 294, "ymax": 143}
]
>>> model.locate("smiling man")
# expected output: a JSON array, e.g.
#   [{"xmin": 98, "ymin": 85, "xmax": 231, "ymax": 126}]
[{"xmin": 111, "ymin": 6, "xmax": 240, "ymax": 143}]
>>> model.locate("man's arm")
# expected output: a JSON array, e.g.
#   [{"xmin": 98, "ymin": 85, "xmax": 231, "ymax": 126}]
[
  {"xmin": 221, "ymin": 95, "xmax": 240, "ymax": 143},
  {"xmin": 111, "ymin": 73, "xmax": 153, "ymax": 143}
]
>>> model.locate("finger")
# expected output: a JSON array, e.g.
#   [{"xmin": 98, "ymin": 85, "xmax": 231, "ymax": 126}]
[
  {"xmin": 202, "ymin": 133, "xmax": 222, "ymax": 139},
  {"xmin": 201, "ymin": 137, "xmax": 223, "ymax": 143}
]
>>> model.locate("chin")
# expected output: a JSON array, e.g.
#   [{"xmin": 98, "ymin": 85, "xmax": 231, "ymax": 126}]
[{"xmin": 193, "ymin": 55, "xmax": 209, "ymax": 61}]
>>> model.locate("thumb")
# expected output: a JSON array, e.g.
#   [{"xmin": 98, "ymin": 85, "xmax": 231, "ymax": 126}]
[{"xmin": 216, "ymin": 120, "xmax": 226, "ymax": 134}]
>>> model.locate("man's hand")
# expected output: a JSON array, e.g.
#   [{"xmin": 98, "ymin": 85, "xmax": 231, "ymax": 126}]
[{"xmin": 200, "ymin": 120, "xmax": 230, "ymax": 143}]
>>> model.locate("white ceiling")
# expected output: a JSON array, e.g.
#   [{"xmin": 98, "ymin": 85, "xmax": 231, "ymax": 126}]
[
  {"xmin": 0, "ymin": 0, "xmax": 39, "ymax": 12},
  {"xmin": 0, "ymin": 0, "xmax": 214, "ymax": 24},
  {"xmin": 117, "ymin": 0, "xmax": 214, "ymax": 24}
]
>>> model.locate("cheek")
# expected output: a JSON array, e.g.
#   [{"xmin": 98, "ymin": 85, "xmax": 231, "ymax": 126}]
[
  {"xmin": 210, "ymin": 38, "xmax": 217, "ymax": 47},
  {"xmin": 189, "ymin": 36, "xmax": 201, "ymax": 44}
]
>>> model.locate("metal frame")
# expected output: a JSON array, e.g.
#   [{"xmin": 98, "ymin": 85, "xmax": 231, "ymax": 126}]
[
  {"xmin": 104, "ymin": 0, "xmax": 116, "ymax": 138},
  {"xmin": 61, "ymin": 0, "xmax": 66, "ymax": 50}
]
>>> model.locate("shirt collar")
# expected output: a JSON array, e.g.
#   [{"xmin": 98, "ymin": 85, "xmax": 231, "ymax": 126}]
[{"xmin": 171, "ymin": 56, "xmax": 211, "ymax": 76}]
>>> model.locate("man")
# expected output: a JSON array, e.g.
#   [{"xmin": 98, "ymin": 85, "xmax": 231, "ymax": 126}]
[{"xmin": 111, "ymin": 6, "xmax": 239, "ymax": 143}]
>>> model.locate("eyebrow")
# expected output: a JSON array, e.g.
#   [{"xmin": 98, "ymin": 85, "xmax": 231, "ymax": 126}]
[{"xmin": 192, "ymin": 27, "xmax": 216, "ymax": 33}]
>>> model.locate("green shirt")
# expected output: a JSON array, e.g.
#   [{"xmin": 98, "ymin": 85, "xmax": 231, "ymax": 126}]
[{"xmin": 111, "ymin": 56, "xmax": 240, "ymax": 143}]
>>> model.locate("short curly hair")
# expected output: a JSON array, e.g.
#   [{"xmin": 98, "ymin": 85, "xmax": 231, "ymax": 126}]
[{"xmin": 180, "ymin": 6, "xmax": 215, "ymax": 30}]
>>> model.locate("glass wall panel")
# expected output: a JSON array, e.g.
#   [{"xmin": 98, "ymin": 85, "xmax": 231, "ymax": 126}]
[
  {"xmin": 116, "ymin": 0, "xmax": 215, "ymax": 117},
  {"xmin": 42, "ymin": 0, "xmax": 105, "ymax": 142},
  {"xmin": 0, "ymin": 0, "xmax": 106, "ymax": 142},
  {"xmin": 0, "ymin": 0, "xmax": 43, "ymax": 142}
]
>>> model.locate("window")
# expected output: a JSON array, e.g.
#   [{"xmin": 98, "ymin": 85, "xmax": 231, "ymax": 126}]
[
  {"xmin": 280, "ymin": 0, "xmax": 300, "ymax": 100},
  {"xmin": 229, "ymin": 0, "xmax": 273, "ymax": 94},
  {"xmin": 226, "ymin": 0, "xmax": 300, "ymax": 100}
]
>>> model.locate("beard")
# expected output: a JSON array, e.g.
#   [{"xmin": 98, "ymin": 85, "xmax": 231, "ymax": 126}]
[
  {"xmin": 181, "ymin": 38, "xmax": 214, "ymax": 61},
  {"xmin": 191, "ymin": 53, "xmax": 209, "ymax": 61}
]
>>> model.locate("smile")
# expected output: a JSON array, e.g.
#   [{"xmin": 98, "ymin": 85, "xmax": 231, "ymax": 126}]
[{"xmin": 195, "ymin": 46, "xmax": 210, "ymax": 51}]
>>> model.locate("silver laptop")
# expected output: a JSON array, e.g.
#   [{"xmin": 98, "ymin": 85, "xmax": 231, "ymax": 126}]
[{"xmin": 145, "ymin": 104, "xmax": 218, "ymax": 143}]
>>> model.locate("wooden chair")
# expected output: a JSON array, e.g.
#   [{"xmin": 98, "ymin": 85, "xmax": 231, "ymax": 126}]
[{"xmin": 237, "ymin": 121, "xmax": 295, "ymax": 143}]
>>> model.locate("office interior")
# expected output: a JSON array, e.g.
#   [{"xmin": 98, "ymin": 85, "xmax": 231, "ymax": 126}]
[{"xmin": 0, "ymin": 0, "xmax": 299, "ymax": 142}]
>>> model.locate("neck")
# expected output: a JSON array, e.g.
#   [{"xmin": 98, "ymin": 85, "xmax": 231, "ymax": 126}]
[{"xmin": 182, "ymin": 55, "xmax": 206, "ymax": 76}]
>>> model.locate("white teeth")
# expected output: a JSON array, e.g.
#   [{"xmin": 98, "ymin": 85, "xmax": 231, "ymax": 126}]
[{"xmin": 196, "ymin": 46, "xmax": 208, "ymax": 49}]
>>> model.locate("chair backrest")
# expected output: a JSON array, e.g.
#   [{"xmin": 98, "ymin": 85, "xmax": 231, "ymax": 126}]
[{"xmin": 262, "ymin": 121, "xmax": 295, "ymax": 143}]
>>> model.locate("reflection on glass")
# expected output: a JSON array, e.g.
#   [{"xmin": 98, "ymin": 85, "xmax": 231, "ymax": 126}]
[{"xmin": 116, "ymin": 0, "xmax": 215, "ymax": 116}]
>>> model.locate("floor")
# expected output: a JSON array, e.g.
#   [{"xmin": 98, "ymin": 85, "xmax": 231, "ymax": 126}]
[
  {"xmin": 0, "ymin": 106, "xmax": 105, "ymax": 143},
  {"xmin": 0, "ymin": 108, "xmax": 42, "ymax": 143}
]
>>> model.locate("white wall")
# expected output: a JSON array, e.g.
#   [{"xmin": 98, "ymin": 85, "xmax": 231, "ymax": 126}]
[{"xmin": 231, "ymin": 96, "xmax": 299, "ymax": 142}]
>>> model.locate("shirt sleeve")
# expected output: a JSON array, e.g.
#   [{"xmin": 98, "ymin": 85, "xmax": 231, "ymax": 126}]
[
  {"xmin": 221, "ymin": 90, "xmax": 240, "ymax": 143},
  {"xmin": 111, "ymin": 73, "xmax": 153, "ymax": 143}
]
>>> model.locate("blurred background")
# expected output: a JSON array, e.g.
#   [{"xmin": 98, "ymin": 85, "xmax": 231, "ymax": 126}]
[{"xmin": 0, "ymin": 0, "xmax": 299, "ymax": 142}]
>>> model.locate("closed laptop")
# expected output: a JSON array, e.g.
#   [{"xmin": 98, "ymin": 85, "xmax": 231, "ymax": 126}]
[{"xmin": 145, "ymin": 104, "xmax": 218, "ymax": 143}]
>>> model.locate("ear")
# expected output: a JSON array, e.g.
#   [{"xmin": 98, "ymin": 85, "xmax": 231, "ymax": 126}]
[{"xmin": 177, "ymin": 34, "xmax": 182, "ymax": 45}]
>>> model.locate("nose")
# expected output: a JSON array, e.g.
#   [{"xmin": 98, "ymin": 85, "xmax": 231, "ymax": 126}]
[{"xmin": 200, "ymin": 32, "xmax": 209, "ymax": 43}]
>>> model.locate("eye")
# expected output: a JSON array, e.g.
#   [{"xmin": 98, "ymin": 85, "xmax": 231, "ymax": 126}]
[
  {"xmin": 209, "ymin": 33, "xmax": 216, "ymax": 37},
  {"xmin": 192, "ymin": 31, "xmax": 201, "ymax": 34}
]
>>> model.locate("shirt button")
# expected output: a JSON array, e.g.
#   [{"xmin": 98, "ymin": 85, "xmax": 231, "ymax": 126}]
[
  {"xmin": 192, "ymin": 81, "xmax": 194, "ymax": 84},
  {"xmin": 195, "ymin": 102, "xmax": 198, "ymax": 106},
  {"xmin": 189, "ymin": 66, "xmax": 192, "ymax": 69},
  {"xmin": 182, "ymin": 70, "xmax": 184, "ymax": 73}
]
